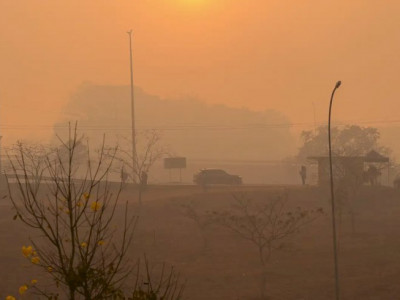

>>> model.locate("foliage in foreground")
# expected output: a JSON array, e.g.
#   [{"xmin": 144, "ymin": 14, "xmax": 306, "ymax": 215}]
[{"xmin": 5, "ymin": 126, "xmax": 183, "ymax": 300}]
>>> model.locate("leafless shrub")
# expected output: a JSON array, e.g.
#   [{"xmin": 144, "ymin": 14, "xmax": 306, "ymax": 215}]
[
  {"xmin": 115, "ymin": 130, "xmax": 167, "ymax": 183},
  {"xmin": 127, "ymin": 255, "xmax": 185, "ymax": 300},
  {"xmin": 180, "ymin": 200, "xmax": 213, "ymax": 254},
  {"xmin": 112, "ymin": 130, "xmax": 167, "ymax": 205},
  {"xmin": 211, "ymin": 192, "xmax": 324, "ymax": 298}
]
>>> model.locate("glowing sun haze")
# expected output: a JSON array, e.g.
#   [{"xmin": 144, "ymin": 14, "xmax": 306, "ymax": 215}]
[{"xmin": 1, "ymin": 0, "xmax": 400, "ymax": 143}]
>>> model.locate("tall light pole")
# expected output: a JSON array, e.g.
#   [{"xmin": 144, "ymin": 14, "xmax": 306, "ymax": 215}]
[
  {"xmin": 312, "ymin": 101, "xmax": 317, "ymax": 134},
  {"xmin": 0, "ymin": 135, "xmax": 2, "ymax": 185},
  {"xmin": 328, "ymin": 80, "xmax": 341, "ymax": 300},
  {"xmin": 127, "ymin": 30, "xmax": 137, "ymax": 183}
]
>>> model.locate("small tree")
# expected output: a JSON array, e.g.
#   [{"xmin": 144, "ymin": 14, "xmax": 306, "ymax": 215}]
[
  {"xmin": 212, "ymin": 192, "xmax": 323, "ymax": 298},
  {"xmin": 6, "ymin": 126, "xmax": 137, "ymax": 299},
  {"xmin": 181, "ymin": 200, "xmax": 213, "ymax": 254},
  {"xmin": 129, "ymin": 256, "xmax": 184, "ymax": 300},
  {"xmin": 298, "ymin": 125, "xmax": 390, "ymax": 162},
  {"xmin": 117, "ymin": 130, "xmax": 166, "ymax": 184},
  {"xmin": 113, "ymin": 130, "xmax": 167, "ymax": 204},
  {"xmin": 335, "ymin": 169, "xmax": 364, "ymax": 236}
]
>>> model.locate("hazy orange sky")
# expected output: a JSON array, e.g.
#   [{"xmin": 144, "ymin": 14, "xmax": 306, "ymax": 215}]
[{"xmin": 1, "ymin": 0, "xmax": 400, "ymax": 143}]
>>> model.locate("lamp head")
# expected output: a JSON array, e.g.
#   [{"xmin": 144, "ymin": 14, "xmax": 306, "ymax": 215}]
[{"xmin": 335, "ymin": 81, "xmax": 341, "ymax": 89}]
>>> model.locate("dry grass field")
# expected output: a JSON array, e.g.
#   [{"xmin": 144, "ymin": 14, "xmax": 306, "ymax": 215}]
[{"xmin": 2, "ymin": 183, "xmax": 400, "ymax": 299}]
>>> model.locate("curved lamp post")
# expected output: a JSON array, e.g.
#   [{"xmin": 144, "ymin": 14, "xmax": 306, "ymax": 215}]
[{"xmin": 329, "ymin": 80, "xmax": 341, "ymax": 300}]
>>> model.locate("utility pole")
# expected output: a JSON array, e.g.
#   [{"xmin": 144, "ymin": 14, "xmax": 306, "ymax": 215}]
[{"xmin": 127, "ymin": 30, "xmax": 137, "ymax": 183}]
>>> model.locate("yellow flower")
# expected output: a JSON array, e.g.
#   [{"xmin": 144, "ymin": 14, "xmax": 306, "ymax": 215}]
[
  {"xmin": 65, "ymin": 209, "xmax": 70, "ymax": 215},
  {"xmin": 22, "ymin": 245, "xmax": 33, "ymax": 257},
  {"xmin": 90, "ymin": 201, "xmax": 102, "ymax": 212},
  {"xmin": 80, "ymin": 242, "xmax": 87, "ymax": 248},
  {"xmin": 18, "ymin": 285, "xmax": 28, "ymax": 295},
  {"xmin": 83, "ymin": 193, "xmax": 90, "ymax": 200},
  {"xmin": 47, "ymin": 266, "xmax": 53, "ymax": 273},
  {"xmin": 31, "ymin": 279, "xmax": 38, "ymax": 285},
  {"xmin": 6, "ymin": 296, "xmax": 16, "ymax": 300},
  {"xmin": 76, "ymin": 201, "xmax": 83, "ymax": 207},
  {"xmin": 31, "ymin": 256, "xmax": 40, "ymax": 264},
  {"xmin": 97, "ymin": 240, "xmax": 105, "ymax": 246}
]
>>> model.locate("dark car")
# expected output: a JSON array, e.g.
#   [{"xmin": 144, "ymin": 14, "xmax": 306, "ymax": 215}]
[{"xmin": 193, "ymin": 169, "xmax": 242, "ymax": 185}]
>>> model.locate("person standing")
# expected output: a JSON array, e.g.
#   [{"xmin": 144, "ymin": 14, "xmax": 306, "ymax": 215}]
[
  {"xmin": 299, "ymin": 165, "xmax": 307, "ymax": 185},
  {"xmin": 120, "ymin": 166, "xmax": 128, "ymax": 184},
  {"xmin": 140, "ymin": 170, "xmax": 148, "ymax": 190}
]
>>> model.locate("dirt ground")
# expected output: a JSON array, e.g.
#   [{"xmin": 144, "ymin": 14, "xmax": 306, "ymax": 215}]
[{"xmin": 2, "ymin": 184, "xmax": 400, "ymax": 299}]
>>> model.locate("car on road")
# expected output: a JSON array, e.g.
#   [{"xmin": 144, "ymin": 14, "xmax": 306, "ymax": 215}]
[{"xmin": 193, "ymin": 169, "xmax": 242, "ymax": 185}]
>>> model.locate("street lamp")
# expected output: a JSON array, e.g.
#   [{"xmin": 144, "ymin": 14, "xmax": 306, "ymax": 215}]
[{"xmin": 328, "ymin": 80, "xmax": 341, "ymax": 300}]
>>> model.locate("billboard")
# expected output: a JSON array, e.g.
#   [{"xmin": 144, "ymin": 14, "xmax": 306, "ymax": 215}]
[{"xmin": 164, "ymin": 157, "xmax": 186, "ymax": 169}]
